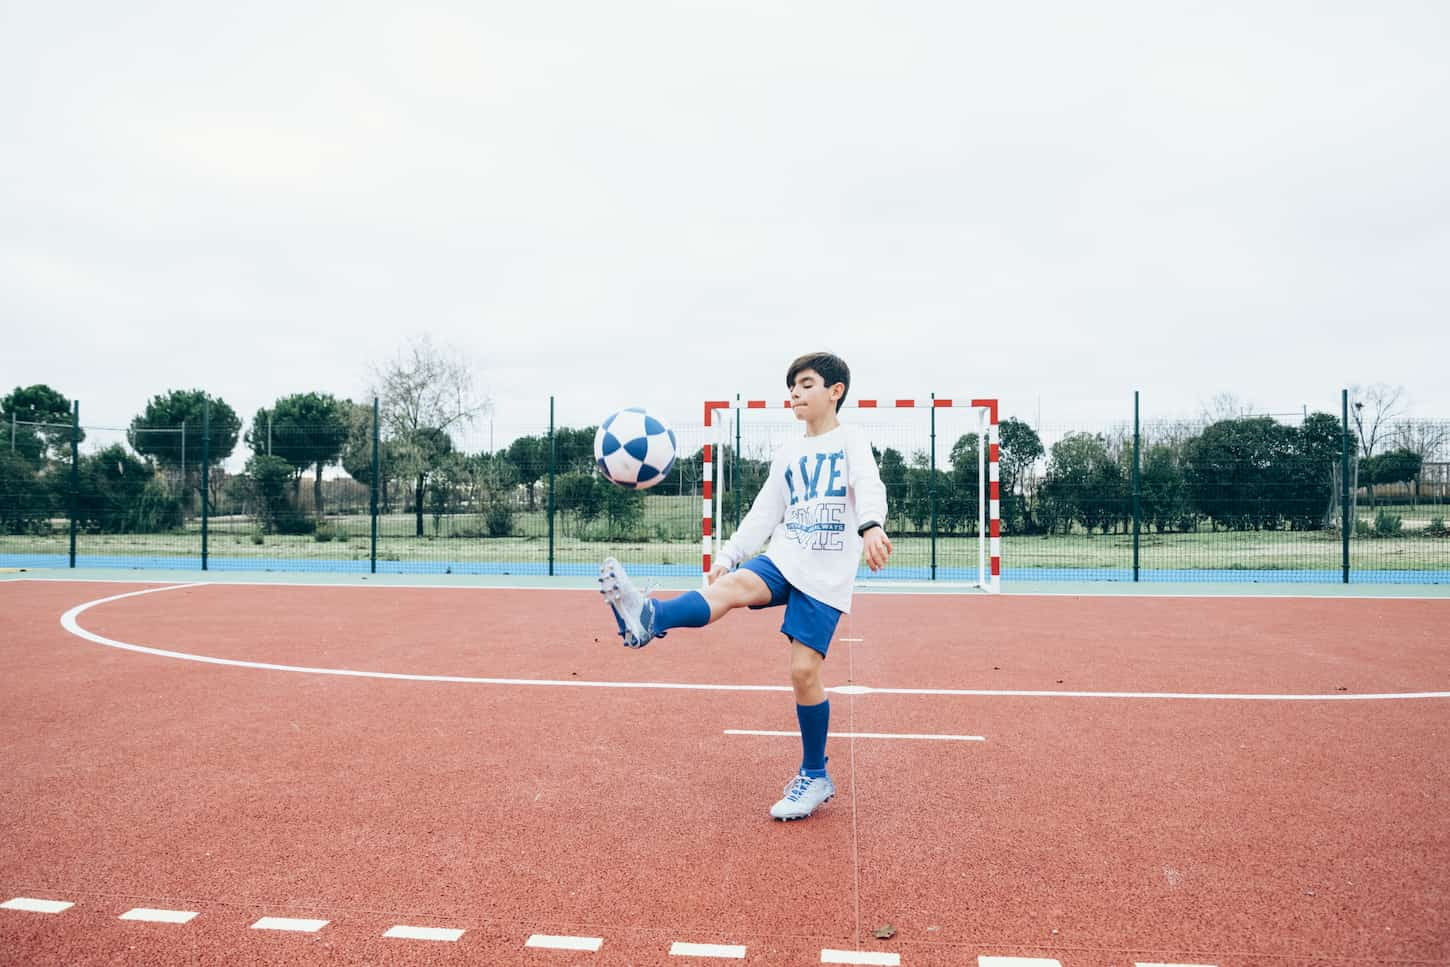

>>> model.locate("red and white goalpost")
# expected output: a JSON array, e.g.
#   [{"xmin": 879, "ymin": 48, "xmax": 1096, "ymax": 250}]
[{"xmin": 701, "ymin": 397, "xmax": 1000, "ymax": 592}]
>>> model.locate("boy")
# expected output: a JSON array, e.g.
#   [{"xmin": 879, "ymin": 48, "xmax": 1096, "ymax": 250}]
[{"xmin": 598, "ymin": 351, "xmax": 891, "ymax": 821}]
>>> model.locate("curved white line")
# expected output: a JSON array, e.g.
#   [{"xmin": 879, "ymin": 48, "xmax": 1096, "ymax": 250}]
[
  {"xmin": 59, "ymin": 584, "xmax": 1450, "ymax": 702},
  {"xmin": 58, "ymin": 585, "xmax": 786, "ymax": 691}
]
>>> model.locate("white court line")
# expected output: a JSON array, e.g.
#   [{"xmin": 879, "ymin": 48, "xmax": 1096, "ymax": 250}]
[
  {"xmin": 251, "ymin": 916, "xmax": 328, "ymax": 932},
  {"xmin": 58, "ymin": 585, "xmax": 1450, "ymax": 702},
  {"xmin": 527, "ymin": 934, "xmax": 603, "ymax": 951},
  {"xmin": 384, "ymin": 925, "xmax": 464, "ymax": 941},
  {"xmin": 841, "ymin": 637, "xmax": 864, "ymax": 642},
  {"xmin": 670, "ymin": 941, "xmax": 746, "ymax": 958},
  {"xmin": 119, "ymin": 908, "xmax": 197, "ymax": 923},
  {"xmin": 821, "ymin": 950, "xmax": 900, "ymax": 966},
  {"xmin": 2, "ymin": 897, "xmax": 73, "ymax": 914},
  {"xmin": 726, "ymin": 729, "xmax": 985, "ymax": 742},
  {"xmin": 980, "ymin": 957, "xmax": 1062, "ymax": 967}
]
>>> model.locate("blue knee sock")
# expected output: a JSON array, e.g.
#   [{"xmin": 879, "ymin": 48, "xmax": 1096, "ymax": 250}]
[
  {"xmin": 651, "ymin": 590, "xmax": 711, "ymax": 633},
  {"xmin": 797, "ymin": 700, "xmax": 830, "ymax": 777}
]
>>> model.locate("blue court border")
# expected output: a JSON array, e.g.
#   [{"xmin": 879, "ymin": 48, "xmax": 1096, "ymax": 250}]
[{"xmin": 2, "ymin": 553, "xmax": 1447, "ymax": 585}]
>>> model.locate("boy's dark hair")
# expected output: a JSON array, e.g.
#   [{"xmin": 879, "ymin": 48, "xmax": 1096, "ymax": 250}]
[{"xmin": 786, "ymin": 352, "xmax": 851, "ymax": 412}]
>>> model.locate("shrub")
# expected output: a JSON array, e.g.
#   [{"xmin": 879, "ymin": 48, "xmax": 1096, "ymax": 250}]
[
  {"xmin": 1373, "ymin": 510, "xmax": 1403, "ymax": 537},
  {"xmin": 1354, "ymin": 517, "xmax": 1373, "ymax": 538},
  {"xmin": 122, "ymin": 479, "xmax": 184, "ymax": 533},
  {"xmin": 484, "ymin": 502, "xmax": 514, "ymax": 537},
  {"xmin": 1425, "ymin": 516, "xmax": 1448, "ymax": 538},
  {"xmin": 0, "ymin": 451, "xmax": 53, "ymax": 534},
  {"xmin": 75, "ymin": 445, "xmax": 181, "ymax": 533},
  {"xmin": 273, "ymin": 512, "xmax": 317, "ymax": 535},
  {"xmin": 246, "ymin": 455, "xmax": 296, "ymax": 533}
]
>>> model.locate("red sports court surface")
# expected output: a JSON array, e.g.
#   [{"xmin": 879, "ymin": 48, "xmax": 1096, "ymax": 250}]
[{"xmin": 1, "ymin": 578, "xmax": 1446, "ymax": 966}]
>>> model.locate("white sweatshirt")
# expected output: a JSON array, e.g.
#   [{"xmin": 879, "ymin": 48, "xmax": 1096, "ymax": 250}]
[{"xmin": 718, "ymin": 423, "xmax": 888, "ymax": 613}]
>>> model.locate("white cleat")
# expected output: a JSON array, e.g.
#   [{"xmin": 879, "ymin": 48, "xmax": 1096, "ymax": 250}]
[
  {"xmin": 770, "ymin": 772, "xmax": 835, "ymax": 821},
  {"xmin": 598, "ymin": 556, "xmax": 658, "ymax": 648}
]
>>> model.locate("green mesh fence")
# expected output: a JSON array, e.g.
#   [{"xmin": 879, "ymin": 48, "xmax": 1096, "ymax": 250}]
[{"xmin": 2, "ymin": 397, "xmax": 1447, "ymax": 583}]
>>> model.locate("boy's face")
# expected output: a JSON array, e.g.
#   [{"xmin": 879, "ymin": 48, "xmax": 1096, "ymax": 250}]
[{"xmin": 789, "ymin": 369, "xmax": 844, "ymax": 421}]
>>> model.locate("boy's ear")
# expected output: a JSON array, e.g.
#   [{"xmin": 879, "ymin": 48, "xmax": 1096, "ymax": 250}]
[{"xmin": 829, "ymin": 382, "xmax": 845, "ymax": 401}]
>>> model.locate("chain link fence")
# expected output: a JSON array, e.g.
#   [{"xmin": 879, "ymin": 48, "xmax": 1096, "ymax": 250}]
[{"xmin": 3, "ymin": 397, "xmax": 1448, "ymax": 582}]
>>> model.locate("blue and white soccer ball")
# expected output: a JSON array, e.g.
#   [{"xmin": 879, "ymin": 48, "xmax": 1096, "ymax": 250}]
[{"xmin": 594, "ymin": 407, "xmax": 678, "ymax": 490}]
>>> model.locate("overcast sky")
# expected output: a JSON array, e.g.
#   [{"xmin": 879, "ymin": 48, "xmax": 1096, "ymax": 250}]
[{"xmin": 4, "ymin": 1, "xmax": 1447, "ymax": 452}]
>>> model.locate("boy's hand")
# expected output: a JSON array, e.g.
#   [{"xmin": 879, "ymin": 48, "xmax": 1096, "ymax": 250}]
[
  {"xmin": 863, "ymin": 527, "xmax": 892, "ymax": 571},
  {"xmin": 707, "ymin": 563, "xmax": 731, "ymax": 585}
]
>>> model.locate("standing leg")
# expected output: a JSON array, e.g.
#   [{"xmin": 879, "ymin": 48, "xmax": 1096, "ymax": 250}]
[{"xmin": 790, "ymin": 642, "xmax": 830, "ymax": 777}]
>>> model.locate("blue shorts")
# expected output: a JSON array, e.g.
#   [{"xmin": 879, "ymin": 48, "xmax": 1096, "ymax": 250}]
[{"xmin": 739, "ymin": 555, "xmax": 842, "ymax": 658}]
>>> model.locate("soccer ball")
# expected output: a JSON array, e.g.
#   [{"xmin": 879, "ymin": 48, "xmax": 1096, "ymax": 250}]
[{"xmin": 594, "ymin": 407, "xmax": 678, "ymax": 489}]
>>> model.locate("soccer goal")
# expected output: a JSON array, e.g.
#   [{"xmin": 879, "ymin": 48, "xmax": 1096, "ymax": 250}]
[{"xmin": 701, "ymin": 397, "xmax": 1001, "ymax": 592}]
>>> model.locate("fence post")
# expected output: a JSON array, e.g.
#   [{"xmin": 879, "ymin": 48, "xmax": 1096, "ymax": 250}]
[
  {"xmin": 370, "ymin": 397, "xmax": 379, "ymax": 574},
  {"xmin": 69, "ymin": 400, "xmax": 79, "ymax": 568},
  {"xmin": 929, "ymin": 395, "xmax": 937, "ymax": 581},
  {"xmin": 734, "ymin": 395, "xmax": 741, "ymax": 533},
  {"xmin": 1341, "ymin": 389, "xmax": 1350, "ymax": 584},
  {"xmin": 201, "ymin": 400, "xmax": 210, "ymax": 571},
  {"xmin": 548, "ymin": 396, "xmax": 556, "ymax": 576},
  {"xmin": 1133, "ymin": 391, "xmax": 1141, "ymax": 582}
]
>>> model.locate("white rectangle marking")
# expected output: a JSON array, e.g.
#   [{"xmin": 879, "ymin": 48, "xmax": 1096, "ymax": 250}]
[
  {"xmin": 527, "ymin": 934, "xmax": 603, "ymax": 951},
  {"xmin": 727, "ymin": 729, "xmax": 984, "ymax": 742},
  {"xmin": 2, "ymin": 897, "xmax": 73, "ymax": 914},
  {"xmin": 671, "ymin": 941, "xmax": 746, "ymax": 958},
  {"xmin": 251, "ymin": 916, "xmax": 328, "ymax": 932},
  {"xmin": 385, "ymin": 924, "xmax": 464, "ymax": 941},
  {"xmin": 119, "ymin": 908, "xmax": 198, "ymax": 924},
  {"xmin": 821, "ymin": 951, "xmax": 900, "ymax": 966},
  {"xmin": 979, "ymin": 958, "xmax": 1062, "ymax": 967},
  {"xmin": 841, "ymin": 637, "xmax": 864, "ymax": 642}
]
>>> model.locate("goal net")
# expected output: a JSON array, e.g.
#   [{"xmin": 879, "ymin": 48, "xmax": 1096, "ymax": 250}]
[{"xmin": 701, "ymin": 397, "xmax": 1000, "ymax": 592}]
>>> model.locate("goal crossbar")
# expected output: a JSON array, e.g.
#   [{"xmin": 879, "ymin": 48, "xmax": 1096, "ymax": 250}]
[{"xmin": 702, "ymin": 397, "xmax": 1000, "ymax": 592}]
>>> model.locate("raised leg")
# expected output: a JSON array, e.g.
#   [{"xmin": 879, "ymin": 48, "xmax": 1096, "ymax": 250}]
[{"xmin": 699, "ymin": 568, "xmax": 772, "ymax": 623}]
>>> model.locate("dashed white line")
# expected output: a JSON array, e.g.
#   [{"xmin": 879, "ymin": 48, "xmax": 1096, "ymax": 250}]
[
  {"xmin": 526, "ymin": 934, "xmax": 603, "ymax": 951},
  {"xmin": 979, "ymin": 957, "xmax": 1062, "ymax": 967},
  {"xmin": 726, "ymin": 729, "xmax": 985, "ymax": 742},
  {"xmin": 119, "ymin": 908, "xmax": 197, "ymax": 924},
  {"xmin": 251, "ymin": 916, "xmax": 329, "ymax": 932},
  {"xmin": 821, "ymin": 950, "xmax": 900, "ymax": 966},
  {"xmin": 384, "ymin": 924, "xmax": 464, "ymax": 941},
  {"xmin": 670, "ymin": 941, "xmax": 746, "ymax": 958},
  {"xmin": 1, "ymin": 897, "xmax": 73, "ymax": 914}
]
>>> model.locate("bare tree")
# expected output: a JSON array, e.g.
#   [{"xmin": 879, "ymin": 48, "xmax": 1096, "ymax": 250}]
[
  {"xmin": 1200, "ymin": 392, "xmax": 1256, "ymax": 422},
  {"xmin": 1393, "ymin": 419, "xmax": 1450, "ymax": 505},
  {"xmin": 1143, "ymin": 418, "xmax": 1199, "ymax": 453},
  {"xmin": 1394, "ymin": 420, "xmax": 1450, "ymax": 463},
  {"xmin": 371, "ymin": 335, "xmax": 491, "ymax": 536},
  {"xmin": 1348, "ymin": 383, "xmax": 1406, "ymax": 459},
  {"xmin": 1348, "ymin": 383, "xmax": 1408, "ymax": 509}
]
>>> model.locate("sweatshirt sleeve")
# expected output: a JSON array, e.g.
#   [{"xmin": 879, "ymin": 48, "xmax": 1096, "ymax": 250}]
[
  {"xmin": 848, "ymin": 429, "xmax": 888, "ymax": 528},
  {"xmin": 718, "ymin": 454, "xmax": 787, "ymax": 569}
]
